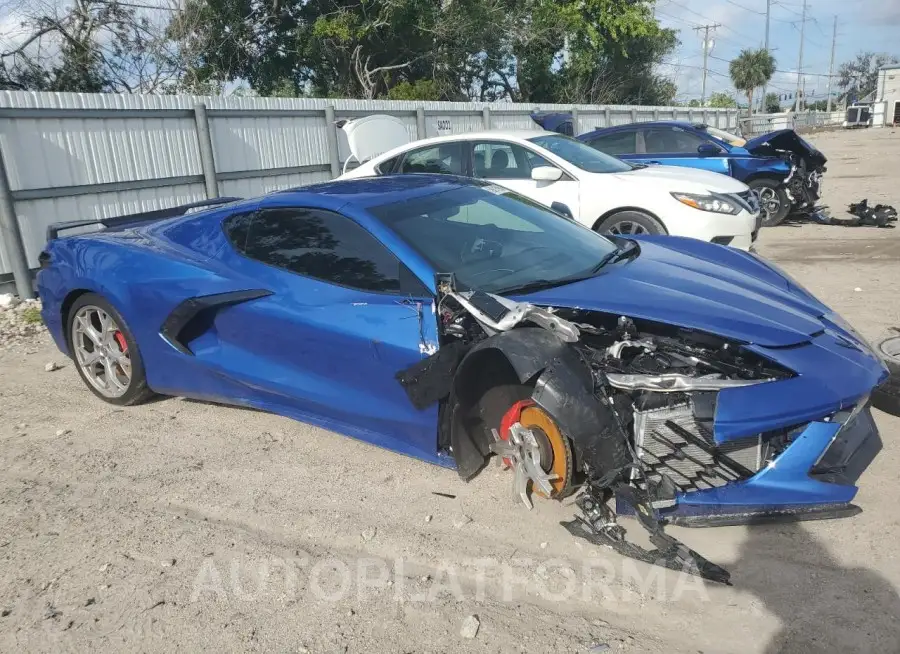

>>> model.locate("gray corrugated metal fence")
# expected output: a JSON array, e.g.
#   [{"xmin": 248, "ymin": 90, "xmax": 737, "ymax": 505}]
[{"xmin": 0, "ymin": 91, "xmax": 739, "ymax": 294}]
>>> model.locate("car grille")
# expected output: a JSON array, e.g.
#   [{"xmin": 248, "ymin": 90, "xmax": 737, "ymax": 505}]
[{"xmin": 633, "ymin": 403, "xmax": 758, "ymax": 492}]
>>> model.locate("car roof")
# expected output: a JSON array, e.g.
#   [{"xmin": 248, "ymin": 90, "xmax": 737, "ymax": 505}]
[
  {"xmin": 582, "ymin": 120, "xmax": 697, "ymax": 136},
  {"xmin": 273, "ymin": 174, "xmax": 490, "ymax": 210}
]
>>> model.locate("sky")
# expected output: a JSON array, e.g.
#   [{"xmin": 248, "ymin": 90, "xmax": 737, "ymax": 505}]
[
  {"xmin": 656, "ymin": 0, "xmax": 900, "ymax": 105},
  {"xmin": 1, "ymin": 0, "xmax": 898, "ymax": 104}
]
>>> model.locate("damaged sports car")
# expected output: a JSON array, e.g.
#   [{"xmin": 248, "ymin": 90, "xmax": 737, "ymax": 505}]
[
  {"xmin": 37, "ymin": 175, "xmax": 892, "ymax": 584},
  {"xmin": 575, "ymin": 121, "xmax": 826, "ymax": 227}
]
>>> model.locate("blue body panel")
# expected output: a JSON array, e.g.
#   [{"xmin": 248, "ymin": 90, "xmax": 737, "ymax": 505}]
[
  {"xmin": 37, "ymin": 176, "xmax": 888, "ymax": 518},
  {"xmin": 577, "ymin": 121, "xmax": 792, "ymax": 184}
]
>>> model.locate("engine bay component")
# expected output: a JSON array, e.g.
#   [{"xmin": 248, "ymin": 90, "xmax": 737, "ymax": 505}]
[{"xmin": 605, "ymin": 372, "xmax": 769, "ymax": 393}]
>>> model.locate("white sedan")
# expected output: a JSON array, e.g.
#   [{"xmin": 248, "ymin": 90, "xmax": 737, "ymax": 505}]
[{"xmin": 338, "ymin": 116, "xmax": 761, "ymax": 250}]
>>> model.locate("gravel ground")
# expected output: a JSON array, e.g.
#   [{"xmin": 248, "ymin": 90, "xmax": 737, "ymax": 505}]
[{"xmin": 1, "ymin": 127, "xmax": 900, "ymax": 654}]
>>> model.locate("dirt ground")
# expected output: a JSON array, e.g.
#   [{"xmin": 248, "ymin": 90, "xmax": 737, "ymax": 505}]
[{"xmin": 2, "ymin": 127, "xmax": 900, "ymax": 654}]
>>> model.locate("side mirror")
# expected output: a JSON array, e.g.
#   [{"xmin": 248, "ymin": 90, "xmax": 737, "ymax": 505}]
[
  {"xmin": 550, "ymin": 201, "xmax": 575, "ymax": 220},
  {"xmin": 531, "ymin": 166, "xmax": 563, "ymax": 182},
  {"xmin": 697, "ymin": 143, "xmax": 721, "ymax": 156}
]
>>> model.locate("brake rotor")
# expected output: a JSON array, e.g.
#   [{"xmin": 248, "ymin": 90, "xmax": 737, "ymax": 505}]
[
  {"xmin": 519, "ymin": 406, "xmax": 573, "ymax": 498},
  {"xmin": 492, "ymin": 401, "xmax": 573, "ymax": 506}
]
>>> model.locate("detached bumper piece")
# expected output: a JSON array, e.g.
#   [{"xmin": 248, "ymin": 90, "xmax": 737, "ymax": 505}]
[{"xmin": 562, "ymin": 484, "xmax": 732, "ymax": 585}]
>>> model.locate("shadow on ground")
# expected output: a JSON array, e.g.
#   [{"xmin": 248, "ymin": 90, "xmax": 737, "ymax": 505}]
[{"xmin": 732, "ymin": 521, "xmax": 900, "ymax": 653}]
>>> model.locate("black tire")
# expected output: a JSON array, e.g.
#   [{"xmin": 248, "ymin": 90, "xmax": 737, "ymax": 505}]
[
  {"xmin": 66, "ymin": 292, "xmax": 156, "ymax": 406},
  {"xmin": 872, "ymin": 337, "xmax": 900, "ymax": 417},
  {"xmin": 748, "ymin": 178, "xmax": 790, "ymax": 227},
  {"xmin": 595, "ymin": 210, "xmax": 665, "ymax": 236}
]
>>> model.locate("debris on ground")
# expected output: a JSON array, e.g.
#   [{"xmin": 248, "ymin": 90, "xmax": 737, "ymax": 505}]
[
  {"xmin": 424, "ymin": 514, "xmax": 432, "ymax": 523},
  {"xmin": 811, "ymin": 199, "xmax": 898, "ymax": 227},
  {"xmin": 361, "ymin": 526, "xmax": 377, "ymax": 542},
  {"xmin": 459, "ymin": 614, "xmax": 480, "ymax": 639},
  {"xmin": 44, "ymin": 361, "xmax": 60, "ymax": 372},
  {"xmin": 588, "ymin": 644, "xmax": 611, "ymax": 653}
]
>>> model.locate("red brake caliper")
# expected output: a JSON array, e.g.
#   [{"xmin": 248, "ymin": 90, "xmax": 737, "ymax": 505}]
[
  {"xmin": 498, "ymin": 399, "xmax": 535, "ymax": 468},
  {"xmin": 113, "ymin": 331, "xmax": 128, "ymax": 353}
]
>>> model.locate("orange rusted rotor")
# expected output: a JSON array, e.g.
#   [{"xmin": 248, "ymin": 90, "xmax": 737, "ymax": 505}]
[{"xmin": 518, "ymin": 406, "xmax": 573, "ymax": 499}]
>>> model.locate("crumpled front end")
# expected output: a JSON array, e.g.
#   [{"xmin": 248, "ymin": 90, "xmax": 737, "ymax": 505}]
[{"xmin": 397, "ymin": 272, "xmax": 888, "ymax": 584}]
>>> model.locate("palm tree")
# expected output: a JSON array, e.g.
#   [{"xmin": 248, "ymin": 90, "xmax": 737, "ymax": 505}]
[{"xmin": 729, "ymin": 48, "xmax": 776, "ymax": 116}]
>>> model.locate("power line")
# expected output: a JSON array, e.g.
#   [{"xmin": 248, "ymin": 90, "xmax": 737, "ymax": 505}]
[
  {"xmin": 708, "ymin": 53, "xmax": 835, "ymax": 78},
  {"xmin": 694, "ymin": 22, "xmax": 722, "ymax": 105}
]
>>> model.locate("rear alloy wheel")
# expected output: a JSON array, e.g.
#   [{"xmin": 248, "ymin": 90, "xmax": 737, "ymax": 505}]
[
  {"xmin": 67, "ymin": 293, "xmax": 155, "ymax": 406},
  {"xmin": 748, "ymin": 179, "xmax": 790, "ymax": 227},
  {"xmin": 595, "ymin": 210, "xmax": 665, "ymax": 237}
]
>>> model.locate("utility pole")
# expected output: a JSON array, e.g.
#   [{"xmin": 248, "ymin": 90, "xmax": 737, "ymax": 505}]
[
  {"xmin": 793, "ymin": 0, "xmax": 807, "ymax": 112},
  {"xmin": 826, "ymin": 15, "xmax": 837, "ymax": 113},
  {"xmin": 694, "ymin": 23, "xmax": 720, "ymax": 106},
  {"xmin": 761, "ymin": 0, "xmax": 771, "ymax": 112}
]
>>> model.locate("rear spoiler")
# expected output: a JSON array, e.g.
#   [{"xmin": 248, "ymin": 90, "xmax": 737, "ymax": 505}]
[{"xmin": 46, "ymin": 197, "xmax": 243, "ymax": 242}]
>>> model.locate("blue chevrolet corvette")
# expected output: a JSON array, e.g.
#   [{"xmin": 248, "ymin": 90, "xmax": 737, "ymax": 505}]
[{"xmin": 37, "ymin": 175, "xmax": 891, "ymax": 582}]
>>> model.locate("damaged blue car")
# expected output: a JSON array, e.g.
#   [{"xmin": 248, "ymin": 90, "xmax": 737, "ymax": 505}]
[{"xmin": 37, "ymin": 175, "xmax": 892, "ymax": 584}]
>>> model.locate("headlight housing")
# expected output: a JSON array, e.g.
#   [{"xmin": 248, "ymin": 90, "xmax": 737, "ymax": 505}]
[{"xmin": 671, "ymin": 192, "xmax": 741, "ymax": 215}]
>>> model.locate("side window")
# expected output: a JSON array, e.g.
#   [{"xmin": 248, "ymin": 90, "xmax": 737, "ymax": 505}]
[
  {"xmin": 224, "ymin": 208, "xmax": 424, "ymax": 295},
  {"xmin": 642, "ymin": 127, "xmax": 708, "ymax": 154},
  {"xmin": 588, "ymin": 131, "xmax": 637, "ymax": 155},
  {"xmin": 473, "ymin": 141, "xmax": 549, "ymax": 179},
  {"xmin": 398, "ymin": 142, "xmax": 464, "ymax": 175},
  {"xmin": 375, "ymin": 155, "xmax": 401, "ymax": 175}
]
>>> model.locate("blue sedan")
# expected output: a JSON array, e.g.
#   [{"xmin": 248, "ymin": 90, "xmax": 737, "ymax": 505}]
[
  {"xmin": 37, "ymin": 174, "xmax": 888, "ymax": 582},
  {"xmin": 575, "ymin": 121, "xmax": 827, "ymax": 226}
]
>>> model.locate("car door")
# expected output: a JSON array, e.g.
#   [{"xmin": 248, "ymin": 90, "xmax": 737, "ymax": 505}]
[
  {"xmin": 638, "ymin": 126, "xmax": 731, "ymax": 175},
  {"xmin": 583, "ymin": 129, "xmax": 642, "ymax": 165},
  {"xmin": 210, "ymin": 200, "xmax": 442, "ymax": 462},
  {"xmin": 470, "ymin": 140, "xmax": 581, "ymax": 220}
]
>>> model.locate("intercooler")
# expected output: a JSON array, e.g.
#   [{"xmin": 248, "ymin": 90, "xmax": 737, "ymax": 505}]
[{"xmin": 632, "ymin": 402, "xmax": 763, "ymax": 492}]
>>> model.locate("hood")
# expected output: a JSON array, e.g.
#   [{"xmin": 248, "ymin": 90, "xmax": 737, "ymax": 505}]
[
  {"xmin": 615, "ymin": 164, "xmax": 748, "ymax": 194},
  {"xmin": 743, "ymin": 129, "xmax": 827, "ymax": 167},
  {"xmin": 521, "ymin": 237, "xmax": 829, "ymax": 348},
  {"xmin": 338, "ymin": 114, "xmax": 412, "ymax": 164}
]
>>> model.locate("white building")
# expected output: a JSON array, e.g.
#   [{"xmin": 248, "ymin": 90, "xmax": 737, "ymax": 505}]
[{"xmin": 875, "ymin": 63, "xmax": 900, "ymax": 126}]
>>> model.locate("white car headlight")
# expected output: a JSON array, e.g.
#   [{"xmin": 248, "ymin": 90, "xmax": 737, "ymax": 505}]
[{"xmin": 671, "ymin": 192, "xmax": 741, "ymax": 215}]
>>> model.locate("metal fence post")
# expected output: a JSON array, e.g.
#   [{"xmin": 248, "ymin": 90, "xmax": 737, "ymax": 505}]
[
  {"xmin": 193, "ymin": 103, "xmax": 219, "ymax": 199},
  {"xmin": 702, "ymin": 110, "xmax": 709, "ymax": 125},
  {"xmin": 688, "ymin": 109, "xmax": 694, "ymax": 123},
  {"xmin": 0, "ymin": 145, "xmax": 33, "ymax": 299},
  {"xmin": 653, "ymin": 108, "xmax": 660, "ymax": 121},
  {"xmin": 631, "ymin": 107, "xmax": 638, "ymax": 123},
  {"xmin": 604, "ymin": 107, "xmax": 611, "ymax": 127},
  {"xmin": 672, "ymin": 108, "xmax": 678, "ymax": 120},
  {"xmin": 482, "ymin": 106, "xmax": 491, "ymax": 130},
  {"xmin": 416, "ymin": 106, "xmax": 426, "ymax": 139},
  {"xmin": 324, "ymin": 105, "xmax": 341, "ymax": 178},
  {"xmin": 571, "ymin": 107, "xmax": 579, "ymax": 134}
]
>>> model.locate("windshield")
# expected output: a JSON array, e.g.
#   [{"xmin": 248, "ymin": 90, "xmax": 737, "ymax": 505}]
[
  {"xmin": 528, "ymin": 134, "xmax": 633, "ymax": 174},
  {"xmin": 369, "ymin": 185, "xmax": 619, "ymax": 294},
  {"xmin": 701, "ymin": 126, "xmax": 745, "ymax": 148}
]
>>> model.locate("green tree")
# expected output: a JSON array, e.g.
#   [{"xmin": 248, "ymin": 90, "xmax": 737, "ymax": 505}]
[
  {"xmin": 836, "ymin": 52, "xmax": 899, "ymax": 102},
  {"xmin": 708, "ymin": 92, "xmax": 738, "ymax": 108},
  {"xmin": 728, "ymin": 48, "xmax": 776, "ymax": 116},
  {"xmin": 764, "ymin": 92, "xmax": 781, "ymax": 113}
]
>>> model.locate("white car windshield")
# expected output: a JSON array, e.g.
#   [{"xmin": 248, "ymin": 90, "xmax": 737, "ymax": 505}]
[{"xmin": 528, "ymin": 134, "xmax": 633, "ymax": 174}]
